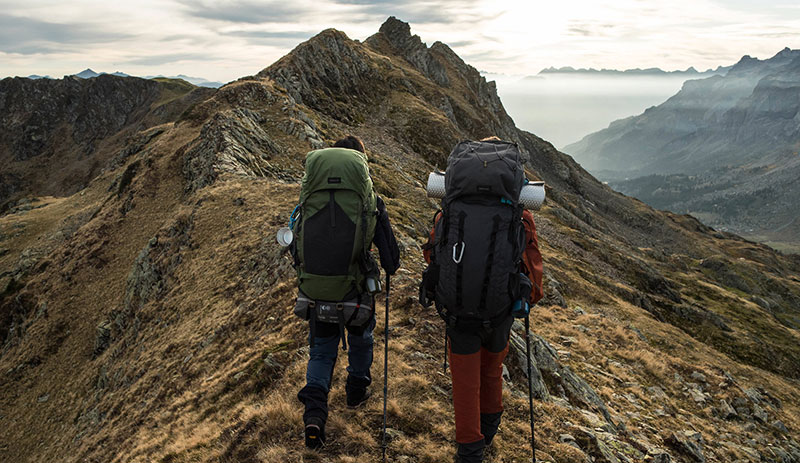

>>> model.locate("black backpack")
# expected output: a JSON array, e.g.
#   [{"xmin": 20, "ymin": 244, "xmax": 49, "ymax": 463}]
[{"xmin": 420, "ymin": 140, "xmax": 529, "ymax": 329}]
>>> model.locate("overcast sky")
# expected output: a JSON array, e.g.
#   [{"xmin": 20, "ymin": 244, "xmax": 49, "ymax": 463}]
[{"xmin": 2, "ymin": 0, "xmax": 799, "ymax": 83}]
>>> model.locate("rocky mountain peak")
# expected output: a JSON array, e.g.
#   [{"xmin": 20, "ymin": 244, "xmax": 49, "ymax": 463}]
[
  {"xmin": 729, "ymin": 47, "xmax": 800, "ymax": 75},
  {"xmin": 378, "ymin": 16, "xmax": 419, "ymax": 50},
  {"xmin": 367, "ymin": 16, "xmax": 450, "ymax": 87},
  {"xmin": 728, "ymin": 54, "xmax": 760, "ymax": 74},
  {"xmin": 75, "ymin": 68, "xmax": 100, "ymax": 79},
  {"xmin": 258, "ymin": 27, "xmax": 381, "ymax": 123},
  {"xmin": 772, "ymin": 46, "xmax": 795, "ymax": 59}
]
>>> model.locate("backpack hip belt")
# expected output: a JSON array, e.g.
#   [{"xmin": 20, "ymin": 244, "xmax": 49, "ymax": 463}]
[{"xmin": 435, "ymin": 302, "xmax": 511, "ymax": 333}]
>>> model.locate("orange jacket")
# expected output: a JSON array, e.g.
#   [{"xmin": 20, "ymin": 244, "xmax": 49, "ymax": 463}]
[{"xmin": 424, "ymin": 209, "xmax": 544, "ymax": 305}]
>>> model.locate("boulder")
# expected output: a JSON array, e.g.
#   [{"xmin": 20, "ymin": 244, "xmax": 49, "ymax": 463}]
[
  {"xmin": 714, "ymin": 399, "xmax": 738, "ymax": 420},
  {"xmin": 665, "ymin": 431, "xmax": 705, "ymax": 463},
  {"xmin": 772, "ymin": 420, "xmax": 790, "ymax": 434},
  {"xmin": 509, "ymin": 321, "xmax": 615, "ymax": 428},
  {"xmin": 751, "ymin": 403, "xmax": 768, "ymax": 423},
  {"xmin": 573, "ymin": 427, "xmax": 621, "ymax": 463},
  {"xmin": 690, "ymin": 371, "xmax": 707, "ymax": 383}
]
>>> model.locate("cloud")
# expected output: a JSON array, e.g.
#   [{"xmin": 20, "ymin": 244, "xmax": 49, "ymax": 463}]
[
  {"xmin": 0, "ymin": 13, "xmax": 133, "ymax": 54},
  {"xmin": 124, "ymin": 52, "xmax": 212, "ymax": 66},
  {"xmin": 220, "ymin": 30, "xmax": 313, "ymax": 39},
  {"xmin": 176, "ymin": 0, "xmax": 485, "ymax": 27},
  {"xmin": 338, "ymin": 0, "xmax": 486, "ymax": 25},
  {"xmin": 447, "ymin": 39, "xmax": 480, "ymax": 48},
  {"xmin": 217, "ymin": 29, "xmax": 317, "ymax": 47},
  {"xmin": 2, "ymin": 0, "xmax": 800, "ymax": 84},
  {"xmin": 176, "ymin": 0, "xmax": 314, "ymax": 24},
  {"xmin": 566, "ymin": 22, "xmax": 618, "ymax": 37}
]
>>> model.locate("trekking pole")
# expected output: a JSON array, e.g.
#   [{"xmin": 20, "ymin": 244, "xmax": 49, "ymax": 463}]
[
  {"xmin": 524, "ymin": 315, "xmax": 536, "ymax": 462},
  {"xmin": 382, "ymin": 275, "xmax": 390, "ymax": 463}
]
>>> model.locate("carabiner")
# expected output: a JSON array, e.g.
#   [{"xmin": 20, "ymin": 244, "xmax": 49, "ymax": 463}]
[
  {"xmin": 288, "ymin": 205, "xmax": 301, "ymax": 229},
  {"xmin": 452, "ymin": 242, "xmax": 465, "ymax": 264}
]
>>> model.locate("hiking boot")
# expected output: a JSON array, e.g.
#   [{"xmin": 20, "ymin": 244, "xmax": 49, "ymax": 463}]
[
  {"xmin": 481, "ymin": 411, "xmax": 503, "ymax": 446},
  {"xmin": 346, "ymin": 387, "xmax": 371, "ymax": 408},
  {"xmin": 345, "ymin": 374, "xmax": 372, "ymax": 408},
  {"xmin": 455, "ymin": 439, "xmax": 485, "ymax": 463},
  {"xmin": 304, "ymin": 417, "xmax": 326, "ymax": 450}
]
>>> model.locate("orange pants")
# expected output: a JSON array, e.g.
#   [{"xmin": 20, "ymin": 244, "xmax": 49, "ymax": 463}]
[{"xmin": 449, "ymin": 342, "xmax": 509, "ymax": 444}]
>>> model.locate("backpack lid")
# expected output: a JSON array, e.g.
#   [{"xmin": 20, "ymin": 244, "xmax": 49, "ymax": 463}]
[
  {"xmin": 300, "ymin": 147, "xmax": 374, "ymax": 203},
  {"xmin": 444, "ymin": 140, "xmax": 524, "ymax": 202}
]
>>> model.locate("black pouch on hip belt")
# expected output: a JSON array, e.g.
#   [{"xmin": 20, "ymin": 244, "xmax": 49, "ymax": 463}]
[{"xmin": 294, "ymin": 290, "xmax": 375, "ymax": 329}]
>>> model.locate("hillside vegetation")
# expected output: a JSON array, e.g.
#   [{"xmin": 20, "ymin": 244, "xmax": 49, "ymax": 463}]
[{"xmin": 1, "ymin": 17, "xmax": 799, "ymax": 463}]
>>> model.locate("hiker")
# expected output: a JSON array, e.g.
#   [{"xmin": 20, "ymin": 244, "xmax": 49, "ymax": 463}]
[
  {"xmin": 290, "ymin": 136, "xmax": 400, "ymax": 450},
  {"xmin": 420, "ymin": 137, "xmax": 544, "ymax": 462}
]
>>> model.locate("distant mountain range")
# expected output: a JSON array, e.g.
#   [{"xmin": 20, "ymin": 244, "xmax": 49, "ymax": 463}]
[
  {"xmin": 564, "ymin": 47, "xmax": 800, "ymax": 251},
  {"xmin": 143, "ymin": 74, "xmax": 225, "ymax": 88},
  {"xmin": 539, "ymin": 65, "xmax": 732, "ymax": 76},
  {"xmin": 20, "ymin": 68, "xmax": 225, "ymax": 88}
]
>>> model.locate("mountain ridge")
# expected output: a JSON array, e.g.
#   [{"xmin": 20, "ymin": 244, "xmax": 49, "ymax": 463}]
[
  {"xmin": 539, "ymin": 65, "xmax": 731, "ymax": 76},
  {"xmin": 6, "ymin": 69, "xmax": 226, "ymax": 88},
  {"xmin": 0, "ymin": 73, "xmax": 214, "ymax": 211},
  {"xmin": 563, "ymin": 47, "xmax": 800, "ymax": 249}
]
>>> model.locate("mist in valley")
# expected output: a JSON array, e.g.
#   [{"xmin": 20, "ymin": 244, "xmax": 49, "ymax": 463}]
[{"xmin": 487, "ymin": 73, "xmax": 695, "ymax": 149}]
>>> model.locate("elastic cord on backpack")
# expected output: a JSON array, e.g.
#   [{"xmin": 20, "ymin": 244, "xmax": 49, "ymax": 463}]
[
  {"xmin": 443, "ymin": 332, "xmax": 449, "ymax": 373},
  {"xmin": 337, "ymin": 305, "xmax": 347, "ymax": 351},
  {"xmin": 479, "ymin": 215, "xmax": 501, "ymax": 314},
  {"xmin": 309, "ymin": 302, "xmax": 317, "ymax": 348},
  {"xmin": 455, "ymin": 211, "xmax": 466, "ymax": 311}
]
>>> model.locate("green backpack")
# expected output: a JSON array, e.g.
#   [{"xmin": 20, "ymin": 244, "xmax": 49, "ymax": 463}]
[{"xmin": 292, "ymin": 147, "xmax": 378, "ymax": 301}]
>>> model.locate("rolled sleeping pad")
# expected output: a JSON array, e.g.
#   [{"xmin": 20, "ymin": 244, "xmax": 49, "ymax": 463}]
[{"xmin": 425, "ymin": 171, "xmax": 546, "ymax": 210}]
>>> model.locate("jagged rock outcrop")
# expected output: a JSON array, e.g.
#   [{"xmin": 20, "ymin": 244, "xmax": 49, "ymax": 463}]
[
  {"xmin": 666, "ymin": 431, "xmax": 706, "ymax": 463},
  {"xmin": 370, "ymin": 17, "xmax": 450, "ymax": 87},
  {"xmin": 183, "ymin": 109, "xmax": 283, "ymax": 191},
  {"xmin": 509, "ymin": 322, "xmax": 614, "ymax": 426},
  {"xmin": 258, "ymin": 28, "xmax": 388, "ymax": 124}
]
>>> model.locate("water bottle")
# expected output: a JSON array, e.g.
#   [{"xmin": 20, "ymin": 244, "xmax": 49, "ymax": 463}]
[
  {"xmin": 366, "ymin": 275, "xmax": 382, "ymax": 294},
  {"xmin": 276, "ymin": 227, "xmax": 293, "ymax": 247},
  {"xmin": 276, "ymin": 205, "xmax": 301, "ymax": 247}
]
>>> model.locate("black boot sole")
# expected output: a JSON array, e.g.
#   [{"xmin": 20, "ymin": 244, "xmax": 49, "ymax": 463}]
[{"xmin": 305, "ymin": 424, "xmax": 324, "ymax": 450}]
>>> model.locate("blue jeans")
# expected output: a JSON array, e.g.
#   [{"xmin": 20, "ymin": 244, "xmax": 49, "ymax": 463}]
[{"xmin": 298, "ymin": 317, "xmax": 375, "ymax": 424}]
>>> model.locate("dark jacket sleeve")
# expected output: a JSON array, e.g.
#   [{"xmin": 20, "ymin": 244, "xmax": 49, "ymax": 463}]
[{"xmin": 373, "ymin": 196, "xmax": 401, "ymax": 275}]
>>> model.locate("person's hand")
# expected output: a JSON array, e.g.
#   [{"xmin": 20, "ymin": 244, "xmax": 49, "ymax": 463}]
[{"xmin": 511, "ymin": 300, "xmax": 530, "ymax": 318}]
